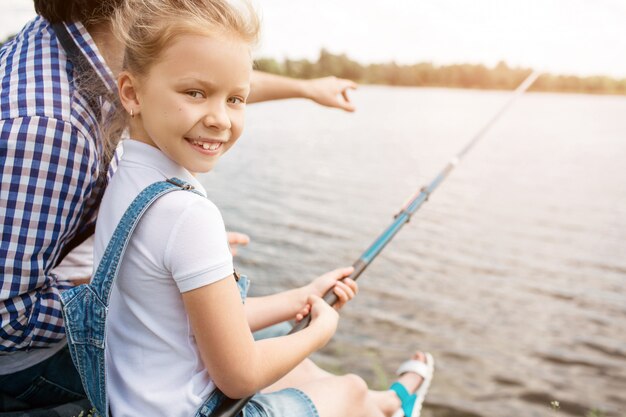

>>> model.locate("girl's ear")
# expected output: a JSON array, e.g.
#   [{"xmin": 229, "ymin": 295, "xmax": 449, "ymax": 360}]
[{"xmin": 118, "ymin": 71, "xmax": 141, "ymax": 117}]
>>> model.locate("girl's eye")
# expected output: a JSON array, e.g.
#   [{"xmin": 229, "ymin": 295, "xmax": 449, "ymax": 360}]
[
  {"xmin": 186, "ymin": 90, "xmax": 204, "ymax": 99},
  {"xmin": 227, "ymin": 96, "xmax": 244, "ymax": 105}
]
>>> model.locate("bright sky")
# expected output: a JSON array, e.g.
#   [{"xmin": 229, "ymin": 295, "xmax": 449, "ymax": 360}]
[{"xmin": 2, "ymin": 0, "xmax": 624, "ymax": 78}]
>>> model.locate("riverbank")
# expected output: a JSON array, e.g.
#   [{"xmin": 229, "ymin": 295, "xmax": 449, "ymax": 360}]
[{"xmin": 254, "ymin": 50, "xmax": 626, "ymax": 96}]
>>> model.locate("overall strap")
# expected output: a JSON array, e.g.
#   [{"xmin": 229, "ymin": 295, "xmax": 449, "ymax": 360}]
[{"xmin": 90, "ymin": 178, "xmax": 201, "ymax": 302}]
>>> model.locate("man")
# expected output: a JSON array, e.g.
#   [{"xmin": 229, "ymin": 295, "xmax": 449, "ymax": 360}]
[{"xmin": 0, "ymin": 0, "xmax": 356, "ymax": 411}]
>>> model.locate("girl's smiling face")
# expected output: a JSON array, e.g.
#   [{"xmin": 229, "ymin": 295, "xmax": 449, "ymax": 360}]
[{"xmin": 120, "ymin": 33, "xmax": 252, "ymax": 173}]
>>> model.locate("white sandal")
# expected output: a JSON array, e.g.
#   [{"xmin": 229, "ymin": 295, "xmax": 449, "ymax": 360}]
[{"xmin": 390, "ymin": 352, "xmax": 435, "ymax": 417}]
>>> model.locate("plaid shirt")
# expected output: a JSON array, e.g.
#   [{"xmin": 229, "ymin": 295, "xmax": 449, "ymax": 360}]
[{"xmin": 0, "ymin": 16, "xmax": 116, "ymax": 352}]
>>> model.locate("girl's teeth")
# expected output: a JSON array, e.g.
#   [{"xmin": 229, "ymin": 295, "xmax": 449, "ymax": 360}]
[{"xmin": 192, "ymin": 140, "xmax": 221, "ymax": 151}]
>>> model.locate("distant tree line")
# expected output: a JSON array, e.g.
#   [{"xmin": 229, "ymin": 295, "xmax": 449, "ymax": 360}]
[
  {"xmin": 2, "ymin": 34, "xmax": 623, "ymax": 95},
  {"xmin": 256, "ymin": 49, "xmax": 626, "ymax": 96}
]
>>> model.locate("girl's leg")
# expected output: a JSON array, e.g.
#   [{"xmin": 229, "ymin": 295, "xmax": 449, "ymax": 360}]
[
  {"xmin": 261, "ymin": 358, "xmax": 332, "ymax": 393},
  {"xmin": 293, "ymin": 373, "xmax": 384, "ymax": 417},
  {"xmin": 264, "ymin": 351, "xmax": 428, "ymax": 417}
]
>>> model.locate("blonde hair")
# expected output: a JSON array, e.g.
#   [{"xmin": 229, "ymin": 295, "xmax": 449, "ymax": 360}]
[
  {"xmin": 113, "ymin": 0, "xmax": 260, "ymax": 77},
  {"xmin": 101, "ymin": 0, "xmax": 260, "ymax": 160}
]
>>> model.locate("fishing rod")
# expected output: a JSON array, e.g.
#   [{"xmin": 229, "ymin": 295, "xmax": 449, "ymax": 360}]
[{"xmin": 211, "ymin": 69, "xmax": 541, "ymax": 417}]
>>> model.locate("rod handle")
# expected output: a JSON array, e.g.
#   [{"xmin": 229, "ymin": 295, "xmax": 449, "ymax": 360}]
[
  {"xmin": 209, "ymin": 395, "xmax": 251, "ymax": 417},
  {"xmin": 290, "ymin": 259, "xmax": 367, "ymax": 334},
  {"xmin": 289, "ymin": 290, "xmax": 338, "ymax": 333}
]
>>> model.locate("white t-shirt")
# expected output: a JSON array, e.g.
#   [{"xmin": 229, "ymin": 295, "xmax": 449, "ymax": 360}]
[{"xmin": 94, "ymin": 140, "xmax": 234, "ymax": 417}]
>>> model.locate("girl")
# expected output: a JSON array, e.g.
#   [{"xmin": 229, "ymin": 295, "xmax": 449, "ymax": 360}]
[{"xmin": 63, "ymin": 0, "xmax": 434, "ymax": 416}]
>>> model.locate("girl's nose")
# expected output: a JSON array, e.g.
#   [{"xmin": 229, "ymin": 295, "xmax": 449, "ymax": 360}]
[{"xmin": 202, "ymin": 102, "xmax": 231, "ymax": 130}]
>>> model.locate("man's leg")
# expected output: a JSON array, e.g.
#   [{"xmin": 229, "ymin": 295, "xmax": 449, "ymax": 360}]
[{"xmin": 0, "ymin": 347, "xmax": 85, "ymax": 411}]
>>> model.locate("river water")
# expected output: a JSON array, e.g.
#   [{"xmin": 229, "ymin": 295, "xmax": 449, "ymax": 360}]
[{"xmin": 198, "ymin": 86, "xmax": 626, "ymax": 417}]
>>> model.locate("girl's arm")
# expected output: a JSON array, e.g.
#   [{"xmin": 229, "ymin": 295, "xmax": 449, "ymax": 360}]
[
  {"xmin": 182, "ymin": 275, "xmax": 338, "ymax": 399},
  {"xmin": 244, "ymin": 286, "xmax": 307, "ymax": 332},
  {"xmin": 248, "ymin": 71, "xmax": 357, "ymax": 112},
  {"xmin": 244, "ymin": 267, "xmax": 356, "ymax": 332}
]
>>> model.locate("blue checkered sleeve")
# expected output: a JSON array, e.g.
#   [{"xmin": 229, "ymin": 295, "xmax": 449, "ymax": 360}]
[{"xmin": 0, "ymin": 116, "xmax": 97, "ymax": 351}]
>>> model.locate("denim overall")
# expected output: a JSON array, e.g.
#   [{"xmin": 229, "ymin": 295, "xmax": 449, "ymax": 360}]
[{"xmin": 60, "ymin": 178, "xmax": 248, "ymax": 417}]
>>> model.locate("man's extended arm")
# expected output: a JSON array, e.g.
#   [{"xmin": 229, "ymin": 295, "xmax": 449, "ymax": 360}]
[{"xmin": 248, "ymin": 71, "xmax": 357, "ymax": 112}]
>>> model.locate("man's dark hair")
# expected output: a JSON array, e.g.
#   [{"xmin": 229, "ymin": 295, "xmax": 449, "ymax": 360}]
[{"xmin": 34, "ymin": 0, "xmax": 124, "ymax": 24}]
